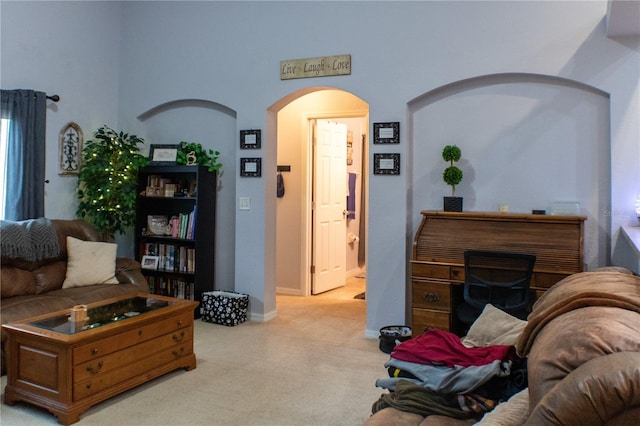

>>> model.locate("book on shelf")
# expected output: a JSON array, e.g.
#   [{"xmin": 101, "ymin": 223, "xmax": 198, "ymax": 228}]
[
  {"xmin": 141, "ymin": 241, "xmax": 195, "ymax": 273},
  {"xmin": 145, "ymin": 276, "xmax": 194, "ymax": 300}
]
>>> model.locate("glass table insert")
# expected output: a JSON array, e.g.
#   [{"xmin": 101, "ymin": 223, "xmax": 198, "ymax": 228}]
[{"xmin": 29, "ymin": 296, "xmax": 175, "ymax": 335}]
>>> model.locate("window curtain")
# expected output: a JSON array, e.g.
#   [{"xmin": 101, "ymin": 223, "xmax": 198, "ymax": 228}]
[{"xmin": 0, "ymin": 89, "xmax": 47, "ymax": 220}]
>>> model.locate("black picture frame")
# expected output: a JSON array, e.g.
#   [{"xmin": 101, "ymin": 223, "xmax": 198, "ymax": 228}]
[
  {"xmin": 373, "ymin": 153, "xmax": 400, "ymax": 175},
  {"xmin": 240, "ymin": 129, "xmax": 261, "ymax": 149},
  {"xmin": 149, "ymin": 144, "xmax": 179, "ymax": 165},
  {"xmin": 240, "ymin": 157, "xmax": 262, "ymax": 177},
  {"xmin": 373, "ymin": 122, "xmax": 400, "ymax": 144}
]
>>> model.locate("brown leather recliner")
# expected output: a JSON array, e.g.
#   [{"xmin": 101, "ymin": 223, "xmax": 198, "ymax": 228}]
[
  {"xmin": 1, "ymin": 219, "xmax": 149, "ymax": 375},
  {"xmin": 364, "ymin": 268, "xmax": 640, "ymax": 425},
  {"xmin": 516, "ymin": 269, "xmax": 640, "ymax": 425}
]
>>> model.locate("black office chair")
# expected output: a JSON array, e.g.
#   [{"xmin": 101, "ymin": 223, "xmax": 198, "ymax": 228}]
[{"xmin": 457, "ymin": 250, "xmax": 536, "ymax": 326}]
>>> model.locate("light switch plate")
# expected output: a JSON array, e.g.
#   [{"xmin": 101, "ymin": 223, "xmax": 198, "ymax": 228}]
[{"xmin": 239, "ymin": 197, "xmax": 251, "ymax": 210}]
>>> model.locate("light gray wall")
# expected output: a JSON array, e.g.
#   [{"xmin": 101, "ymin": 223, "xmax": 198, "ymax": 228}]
[
  {"xmin": 409, "ymin": 75, "xmax": 610, "ymax": 271},
  {"xmin": 2, "ymin": 1, "xmax": 638, "ymax": 337},
  {"xmin": 0, "ymin": 0, "xmax": 122, "ymax": 225}
]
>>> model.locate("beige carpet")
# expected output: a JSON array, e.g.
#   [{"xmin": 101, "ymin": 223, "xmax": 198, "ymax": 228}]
[{"xmin": 1, "ymin": 277, "xmax": 389, "ymax": 425}]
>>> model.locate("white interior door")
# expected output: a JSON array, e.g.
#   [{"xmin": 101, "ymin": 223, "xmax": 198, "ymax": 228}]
[{"xmin": 312, "ymin": 120, "xmax": 347, "ymax": 294}]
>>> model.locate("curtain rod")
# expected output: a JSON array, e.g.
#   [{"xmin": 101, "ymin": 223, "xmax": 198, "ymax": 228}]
[{"xmin": 46, "ymin": 94, "xmax": 60, "ymax": 102}]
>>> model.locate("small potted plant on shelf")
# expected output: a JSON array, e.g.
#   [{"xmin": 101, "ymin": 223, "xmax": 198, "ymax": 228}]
[
  {"xmin": 442, "ymin": 144, "xmax": 463, "ymax": 212},
  {"xmin": 177, "ymin": 141, "xmax": 222, "ymax": 174},
  {"xmin": 76, "ymin": 126, "xmax": 149, "ymax": 240}
]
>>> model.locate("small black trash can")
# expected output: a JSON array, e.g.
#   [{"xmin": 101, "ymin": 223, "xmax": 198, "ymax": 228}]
[{"xmin": 378, "ymin": 325, "xmax": 411, "ymax": 354}]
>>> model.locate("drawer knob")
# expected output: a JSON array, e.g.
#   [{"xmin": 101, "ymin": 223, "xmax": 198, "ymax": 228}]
[
  {"xmin": 86, "ymin": 361, "xmax": 104, "ymax": 374},
  {"xmin": 138, "ymin": 330, "xmax": 143, "ymax": 336},
  {"xmin": 177, "ymin": 320, "xmax": 183, "ymax": 327},
  {"xmin": 422, "ymin": 292, "xmax": 440, "ymax": 302},
  {"xmin": 91, "ymin": 348, "xmax": 99, "ymax": 355},
  {"xmin": 172, "ymin": 347, "xmax": 185, "ymax": 358},
  {"xmin": 172, "ymin": 331, "xmax": 185, "ymax": 342}
]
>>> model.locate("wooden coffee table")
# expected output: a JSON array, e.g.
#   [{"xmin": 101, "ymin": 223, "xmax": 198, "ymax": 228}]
[{"xmin": 2, "ymin": 293, "xmax": 198, "ymax": 425}]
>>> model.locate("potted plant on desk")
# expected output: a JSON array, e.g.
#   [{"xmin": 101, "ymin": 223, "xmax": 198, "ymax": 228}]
[{"xmin": 442, "ymin": 144, "xmax": 463, "ymax": 212}]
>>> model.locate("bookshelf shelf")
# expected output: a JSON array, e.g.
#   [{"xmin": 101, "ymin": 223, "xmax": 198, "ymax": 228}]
[{"xmin": 135, "ymin": 165, "xmax": 216, "ymax": 317}]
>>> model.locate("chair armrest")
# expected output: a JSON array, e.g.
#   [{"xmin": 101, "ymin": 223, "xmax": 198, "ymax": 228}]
[
  {"xmin": 525, "ymin": 352, "xmax": 640, "ymax": 425},
  {"xmin": 115, "ymin": 258, "xmax": 150, "ymax": 292}
]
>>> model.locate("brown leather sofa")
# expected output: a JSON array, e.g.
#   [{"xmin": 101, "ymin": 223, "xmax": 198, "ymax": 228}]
[
  {"xmin": 365, "ymin": 268, "xmax": 640, "ymax": 425},
  {"xmin": 1, "ymin": 219, "xmax": 149, "ymax": 374}
]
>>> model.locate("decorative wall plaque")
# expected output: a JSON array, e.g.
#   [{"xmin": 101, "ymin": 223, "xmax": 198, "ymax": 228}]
[
  {"xmin": 373, "ymin": 122, "xmax": 400, "ymax": 144},
  {"xmin": 240, "ymin": 129, "xmax": 261, "ymax": 149},
  {"xmin": 59, "ymin": 122, "xmax": 83, "ymax": 175},
  {"xmin": 240, "ymin": 158, "xmax": 262, "ymax": 177},
  {"xmin": 280, "ymin": 54, "xmax": 351, "ymax": 80},
  {"xmin": 373, "ymin": 153, "xmax": 401, "ymax": 175}
]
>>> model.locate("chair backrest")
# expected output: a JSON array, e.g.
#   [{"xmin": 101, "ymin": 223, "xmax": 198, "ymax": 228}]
[{"xmin": 463, "ymin": 250, "xmax": 536, "ymax": 312}]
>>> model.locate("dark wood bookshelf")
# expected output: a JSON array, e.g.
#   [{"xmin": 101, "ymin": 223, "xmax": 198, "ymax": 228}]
[{"xmin": 135, "ymin": 165, "xmax": 216, "ymax": 317}]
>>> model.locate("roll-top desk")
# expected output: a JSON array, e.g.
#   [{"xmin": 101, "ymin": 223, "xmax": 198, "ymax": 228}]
[{"xmin": 411, "ymin": 211, "xmax": 586, "ymax": 336}]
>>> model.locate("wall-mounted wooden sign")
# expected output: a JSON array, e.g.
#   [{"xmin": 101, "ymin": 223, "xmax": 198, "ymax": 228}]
[{"xmin": 280, "ymin": 54, "xmax": 351, "ymax": 80}]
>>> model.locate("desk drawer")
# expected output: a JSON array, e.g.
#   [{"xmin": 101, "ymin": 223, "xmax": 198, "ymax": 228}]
[
  {"xmin": 412, "ymin": 280, "xmax": 451, "ymax": 311},
  {"xmin": 411, "ymin": 262, "xmax": 450, "ymax": 280},
  {"xmin": 412, "ymin": 308, "xmax": 450, "ymax": 335}
]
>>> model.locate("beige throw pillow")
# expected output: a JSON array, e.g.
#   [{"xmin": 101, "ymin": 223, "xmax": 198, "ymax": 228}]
[
  {"xmin": 462, "ymin": 303, "xmax": 527, "ymax": 347},
  {"xmin": 62, "ymin": 236, "xmax": 119, "ymax": 288}
]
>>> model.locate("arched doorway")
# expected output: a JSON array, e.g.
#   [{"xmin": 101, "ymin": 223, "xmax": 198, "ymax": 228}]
[{"xmin": 268, "ymin": 88, "xmax": 369, "ymax": 302}]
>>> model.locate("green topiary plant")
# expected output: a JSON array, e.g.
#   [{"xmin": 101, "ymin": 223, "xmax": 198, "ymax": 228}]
[
  {"xmin": 177, "ymin": 141, "xmax": 222, "ymax": 173},
  {"xmin": 76, "ymin": 126, "xmax": 149, "ymax": 240},
  {"xmin": 442, "ymin": 145, "xmax": 463, "ymax": 197}
]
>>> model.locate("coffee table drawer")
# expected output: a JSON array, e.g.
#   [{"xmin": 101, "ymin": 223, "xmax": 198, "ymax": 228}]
[
  {"xmin": 73, "ymin": 310, "xmax": 193, "ymax": 365},
  {"xmin": 74, "ymin": 325, "xmax": 192, "ymax": 383},
  {"xmin": 74, "ymin": 339, "xmax": 193, "ymax": 400}
]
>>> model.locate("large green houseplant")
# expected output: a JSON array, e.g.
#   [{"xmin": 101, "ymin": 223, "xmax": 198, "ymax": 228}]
[
  {"xmin": 442, "ymin": 144, "xmax": 463, "ymax": 212},
  {"xmin": 76, "ymin": 126, "xmax": 149, "ymax": 240}
]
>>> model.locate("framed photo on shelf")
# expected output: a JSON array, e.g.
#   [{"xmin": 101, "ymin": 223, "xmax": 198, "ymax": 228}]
[
  {"xmin": 149, "ymin": 144, "xmax": 179, "ymax": 165},
  {"xmin": 240, "ymin": 157, "xmax": 262, "ymax": 177},
  {"xmin": 373, "ymin": 153, "xmax": 401, "ymax": 175},
  {"xmin": 240, "ymin": 130, "xmax": 261, "ymax": 149},
  {"xmin": 141, "ymin": 255, "xmax": 159, "ymax": 270},
  {"xmin": 373, "ymin": 122, "xmax": 400, "ymax": 144}
]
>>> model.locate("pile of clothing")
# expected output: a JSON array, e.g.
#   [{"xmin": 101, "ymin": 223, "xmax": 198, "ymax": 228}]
[{"xmin": 372, "ymin": 328, "xmax": 527, "ymax": 420}]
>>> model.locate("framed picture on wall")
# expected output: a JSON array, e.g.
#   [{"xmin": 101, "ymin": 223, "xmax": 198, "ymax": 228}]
[
  {"xmin": 240, "ymin": 129, "xmax": 261, "ymax": 149},
  {"xmin": 373, "ymin": 153, "xmax": 400, "ymax": 175},
  {"xmin": 373, "ymin": 122, "xmax": 400, "ymax": 144},
  {"xmin": 240, "ymin": 157, "xmax": 262, "ymax": 177}
]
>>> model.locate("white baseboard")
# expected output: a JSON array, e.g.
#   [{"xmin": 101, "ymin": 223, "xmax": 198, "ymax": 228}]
[
  {"xmin": 275, "ymin": 286, "xmax": 302, "ymax": 296},
  {"xmin": 248, "ymin": 309, "xmax": 277, "ymax": 322},
  {"xmin": 364, "ymin": 328, "xmax": 379, "ymax": 339},
  {"xmin": 347, "ymin": 267, "xmax": 366, "ymax": 278}
]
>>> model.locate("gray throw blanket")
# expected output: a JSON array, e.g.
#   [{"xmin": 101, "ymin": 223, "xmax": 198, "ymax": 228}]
[{"xmin": 0, "ymin": 218, "xmax": 60, "ymax": 261}]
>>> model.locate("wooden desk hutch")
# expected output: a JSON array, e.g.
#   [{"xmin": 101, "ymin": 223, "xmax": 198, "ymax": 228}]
[{"xmin": 411, "ymin": 211, "xmax": 586, "ymax": 336}]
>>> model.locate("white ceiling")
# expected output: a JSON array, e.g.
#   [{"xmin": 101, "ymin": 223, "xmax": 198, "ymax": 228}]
[{"xmin": 607, "ymin": 0, "xmax": 640, "ymax": 37}]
